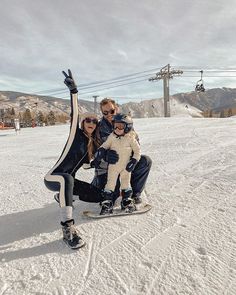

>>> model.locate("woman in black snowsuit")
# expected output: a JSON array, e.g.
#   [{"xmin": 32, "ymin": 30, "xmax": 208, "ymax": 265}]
[{"xmin": 44, "ymin": 70, "xmax": 102, "ymax": 249}]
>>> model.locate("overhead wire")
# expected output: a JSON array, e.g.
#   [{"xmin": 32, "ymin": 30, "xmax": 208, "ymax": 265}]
[
  {"xmin": 27, "ymin": 66, "xmax": 236, "ymax": 98},
  {"xmin": 79, "ymin": 78, "xmax": 149, "ymax": 95},
  {"xmin": 30, "ymin": 66, "xmax": 163, "ymax": 95},
  {"xmin": 74, "ymin": 66, "xmax": 163, "ymax": 87},
  {"xmin": 78, "ymin": 72, "xmax": 157, "ymax": 90}
]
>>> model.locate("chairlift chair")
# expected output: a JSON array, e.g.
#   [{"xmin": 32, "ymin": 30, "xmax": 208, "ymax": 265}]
[{"xmin": 195, "ymin": 70, "xmax": 205, "ymax": 92}]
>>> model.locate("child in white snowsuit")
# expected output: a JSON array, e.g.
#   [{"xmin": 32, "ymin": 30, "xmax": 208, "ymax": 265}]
[{"xmin": 93, "ymin": 113, "xmax": 141, "ymax": 215}]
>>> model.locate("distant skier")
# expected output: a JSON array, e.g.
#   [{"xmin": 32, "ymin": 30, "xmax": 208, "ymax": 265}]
[
  {"xmin": 92, "ymin": 114, "xmax": 141, "ymax": 215},
  {"xmin": 14, "ymin": 118, "xmax": 20, "ymax": 134}
]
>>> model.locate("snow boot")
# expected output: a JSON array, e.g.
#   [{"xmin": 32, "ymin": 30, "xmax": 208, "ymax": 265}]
[
  {"xmin": 100, "ymin": 190, "xmax": 114, "ymax": 215},
  {"xmin": 132, "ymin": 194, "xmax": 142, "ymax": 204},
  {"xmin": 61, "ymin": 219, "xmax": 85, "ymax": 249},
  {"xmin": 121, "ymin": 189, "xmax": 136, "ymax": 213}
]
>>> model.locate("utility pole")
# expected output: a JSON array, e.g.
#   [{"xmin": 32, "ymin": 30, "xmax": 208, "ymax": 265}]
[
  {"xmin": 149, "ymin": 64, "xmax": 183, "ymax": 117},
  {"xmin": 93, "ymin": 95, "xmax": 99, "ymax": 115}
]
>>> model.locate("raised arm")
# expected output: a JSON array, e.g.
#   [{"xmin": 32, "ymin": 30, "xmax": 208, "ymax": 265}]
[
  {"xmin": 46, "ymin": 70, "xmax": 79, "ymax": 173},
  {"xmin": 62, "ymin": 69, "xmax": 78, "ymax": 126}
]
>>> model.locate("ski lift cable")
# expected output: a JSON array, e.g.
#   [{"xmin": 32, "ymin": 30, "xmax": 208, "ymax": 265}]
[
  {"xmin": 52, "ymin": 79, "xmax": 150, "ymax": 99},
  {"xmin": 77, "ymin": 72, "xmax": 157, "ymax": 91},
  {"xmin": 173, "ymin": 65, "xmax": 236, "ymax": 71},
  {"xmin": 24, "ymin": 66, "xmax": 236, "ymax": 96},
  {"xmin": 182, "ymin": 70, "xmax": 236, "ymax": 72},
  {"xmin": 79, "ymin": 78, "xmax": 149, "ymax": 95},
  {"xmin": 46, "ymin": 73, "xmax": 236, "ymax": 96},
  {"xmin": 47, "ymin": 73, "xmax": 236, "ymax": 98},
  {"xmin": 28, "ymin": 66, "xmax": 236, "ymax": 95},
  {"xmin": 181, "ymin": 75, "xmax": 236, "ymax": 77},
  {"xmin": 35, "ymin": 87, "xmax": 66, "ymax": 94},
  {"xmin": 29, "ymin": 66, "xmax": 163, "ymax": 95},
  {"xmin": 29, "ymin": 73, "xmax": 151, "ymax": 97},
  {"xmin": 77, "ymin": 66, "xmax": 162, "ymax": 87},
  {"xmin": 39, "ymin": 72, "xmax": 236, "ymax": 97},
  {"xmin": 32, "ymin": 74, "xmax": 153, "ymax": 97},
  {"xmin": 31, "ymin": 80, "xmax": 146, "ymax": 98},
  {"xmin": 36, "ymin": 89, "xmax": 69, "ymax": 96}
]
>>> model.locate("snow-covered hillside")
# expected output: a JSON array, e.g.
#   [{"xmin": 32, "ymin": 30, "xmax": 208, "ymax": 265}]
[
  {"xmin": 0, "ymin": 117, "xmax": 235, "ymax": 295},
  {"xmin": 121, "ymin": 98, "xmax": 203, "ymax": 118}
]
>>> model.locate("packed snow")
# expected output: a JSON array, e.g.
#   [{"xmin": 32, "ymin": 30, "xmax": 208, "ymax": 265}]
[{"xmin": 0, "ymin": 117, "xmax": 235, "ymax": 295}]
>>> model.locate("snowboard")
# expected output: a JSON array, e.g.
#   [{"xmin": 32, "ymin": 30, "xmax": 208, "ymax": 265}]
[{"xmin": 83, "ymin": 203, "xmax": 152, "ymax": 219}]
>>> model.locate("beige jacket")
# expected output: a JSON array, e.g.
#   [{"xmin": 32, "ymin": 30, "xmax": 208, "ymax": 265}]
[
  {"xmin": 101, "ymin": 131, "xmax": 141, "ymax": 191},
  {"xmin": 101, "ymin": 131, "xmax": 141, "ymax": 168}
]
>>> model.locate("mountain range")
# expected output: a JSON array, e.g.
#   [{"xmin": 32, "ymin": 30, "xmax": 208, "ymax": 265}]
[{"xmin": 0, "ymin": 88, "xmax": 236, "ymax": 118}]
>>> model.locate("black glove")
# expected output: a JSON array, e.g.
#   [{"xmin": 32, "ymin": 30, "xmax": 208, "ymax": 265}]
[
  {"xmin": 105, "ymin": 149, "xmax": 119, "ymax": 164},
  {"xmin": 62, "ymin": 69, "xmax": 78, "ymax": 93},
  {"xmin": 91, "ymin": 148, "xmax": 106, "ymax": 168},
  {"xmin": 90, "ymin": 158, "xmax": 101, "ymax": 169},
  {"xmin": 126, "ymin": 158, "xmax": 137, "ymax": 172}
]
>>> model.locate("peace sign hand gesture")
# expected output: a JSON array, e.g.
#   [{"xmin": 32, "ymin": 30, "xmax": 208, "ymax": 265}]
[{"xmin": 62, "ymin": 69, "xmax": 78, "ymax": 94}]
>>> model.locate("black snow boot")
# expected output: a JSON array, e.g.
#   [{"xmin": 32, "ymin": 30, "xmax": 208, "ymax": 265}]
[
  {"xmin": 100, "ymin": 190, "xmax": 114, "ymax": 215},
  {"xmin": 61, "ymin": 219, "xmax": 85, "ymax": 249},
  {"xmin": 121, "ymin": 189, "xmax": 136, "ymax": 213},
  {"xmin": 132, "ymin": 194, "xmax": 142, "ymax": 204}
]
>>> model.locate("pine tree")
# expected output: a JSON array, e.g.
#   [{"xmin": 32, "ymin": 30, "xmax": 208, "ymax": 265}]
[
  {"xmin": 0, "ymin": 109, "xmax": 5, "ymax": 122},
  {"xmin": 47, "ymin": 111, "xmax": 56, "ymax": 125},
  {"xmin": 202, "ymin": 110, "xmax": 209, "ymax": 117},
  {"xmin": 57, "ymin": 113, "xmax": 68, "ymax": 124},
  {"xmin": 37, "ymin": 111, "xmax": 44, "ymax": 126},
  {"xmin": 19, "ymin": 112, "xmax": 23, "ymax": 125},
  {"xmin": 23, "ymin": 109, "xmax": 32, "ymax": 127},
  {"xmin": 227, "ymin": 108, "xmax": 233, "ymax": 117},
  {"xmin": 10, "ymin": 107, "xmax": 15, "ymax": 116},
  {"xmin": 220, "ymin": 110, "xmax": 225, "ymax": 118},
  {"xmin": 10, "ymin": 107, "xmax": 16, "ymax": 126}
]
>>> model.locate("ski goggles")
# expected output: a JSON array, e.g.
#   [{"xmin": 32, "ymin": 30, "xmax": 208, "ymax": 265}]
[
  {"xmin": 84, "ymin": 118, "xmax": 98, "ymax": 124},
  {"xmin": 102, "ymin": 109, "xmax": 115, "ymax": 116},
  {"xmin": 114, "ymin": 123, "xmax": 125, "ymax": 130}
]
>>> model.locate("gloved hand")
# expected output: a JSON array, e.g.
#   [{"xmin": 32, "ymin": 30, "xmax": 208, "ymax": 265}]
[
  {"xmin": 126, "ymin": 158, "xmax": 138, "ymax": 172},
  {"xmin": 62, "ymin": 69, "xmax": 78, "ymax": 93},
  {"xmin": 90, "ymin": 158, "xmax": 101, "ymax": 169},
  {"xmin": 105, "ymin": 149, "xmax": 119, "ymax": 164},
  {"xmin": 90, "ymin": 148, "xmax": 106, "ymax": 168}
]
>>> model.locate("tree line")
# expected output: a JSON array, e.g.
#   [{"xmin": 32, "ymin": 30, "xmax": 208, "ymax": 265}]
[
  {"xmin": 202, "ymin": 108, "xmax": 236, "ymax": 118},
  {"xmin": 0, "ymin": 108, "xmax": 69, "ymax": 128}
]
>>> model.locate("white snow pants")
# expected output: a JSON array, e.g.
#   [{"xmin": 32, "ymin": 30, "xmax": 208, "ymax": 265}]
[{"xmin": 105, "ymin": 164, "xmax": 131, "ymax": 192}]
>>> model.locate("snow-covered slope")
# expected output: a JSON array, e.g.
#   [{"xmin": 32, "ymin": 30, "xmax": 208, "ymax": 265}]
[
  {"xmin": 0, "ymin": 117, "xmax": 235, "ymax": 295},
  {"xmin": 121, "ymin": 98, "xmax": 203, "ymax": 118}
]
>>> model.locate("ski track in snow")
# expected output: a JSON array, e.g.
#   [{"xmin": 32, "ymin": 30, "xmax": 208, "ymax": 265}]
[{"xmin": 0, "ymin": 117, "xmax": 236, "ymax": 295}]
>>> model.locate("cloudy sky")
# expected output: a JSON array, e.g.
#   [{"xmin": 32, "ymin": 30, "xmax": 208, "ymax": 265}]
[{"xmin": 1, "ymin": 0, "xmax": 236, "ymax": 102}]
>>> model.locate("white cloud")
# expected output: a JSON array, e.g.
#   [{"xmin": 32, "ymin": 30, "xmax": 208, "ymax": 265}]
[{"xmin": 0, "ymin": 0, "xmax": 236, "ymax": 100}]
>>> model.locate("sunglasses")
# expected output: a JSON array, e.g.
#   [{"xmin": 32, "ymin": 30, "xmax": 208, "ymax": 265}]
[
  {"xmin": 102, "ymin": 109, "xmax": 115, "ymax": 116},
  {"xmin": 84, "ymin": 118, "xmax": 98, "ymax": 124}
]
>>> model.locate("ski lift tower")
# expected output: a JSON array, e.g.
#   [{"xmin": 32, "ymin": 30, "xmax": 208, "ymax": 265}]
[
  {"xmin": 93, "ymin": 95, "xmax": 99, "ymax": 115},
  {"xmin": 149, "ymin": 64, "xmax": 183, "ymax": 117}
]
